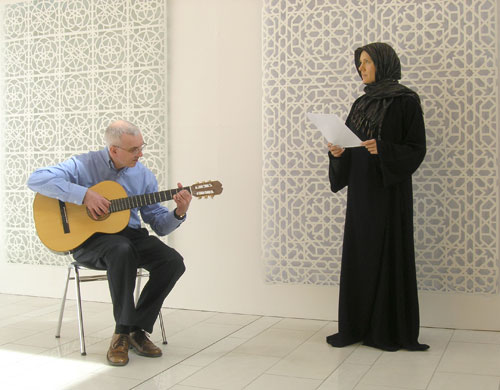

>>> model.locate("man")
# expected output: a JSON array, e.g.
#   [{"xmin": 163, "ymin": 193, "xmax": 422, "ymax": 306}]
[{"xmin": 28, "ymin": 120, "xmax": 192, "ymax": 366}]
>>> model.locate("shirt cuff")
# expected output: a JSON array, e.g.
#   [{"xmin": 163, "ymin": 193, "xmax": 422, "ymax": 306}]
[
  {"xmin": 173, "ymin": 208, "xmax": 186, "ymax": 221},
  {"xmin": 70, "ymin": 184, "xmax": 89, "ymax": 205}
]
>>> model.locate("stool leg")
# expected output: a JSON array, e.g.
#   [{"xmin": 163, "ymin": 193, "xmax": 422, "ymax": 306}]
[
  {"xmin": 134, "ymin": 270, "xmax": 142, "ymax": 305},
  {"xmin": 158, "ymin": 310, "xmax": 167, "ymax": 345},
  {"xmin": 55, "ymin": 265, "xmax": 72, "ymax": 338},
  {"xmin": 74, "ymin": 265, "xmax": 87, "ymax": 356}
]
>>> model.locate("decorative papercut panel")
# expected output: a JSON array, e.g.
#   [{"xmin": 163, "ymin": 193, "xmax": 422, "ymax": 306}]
[
  {"xmin": 262, "ymin": 0, "xmax": 499, "ymax": 294},
  {"xmin": 0, "ymin": 0, "xmax": 167, "ymax": 266}
]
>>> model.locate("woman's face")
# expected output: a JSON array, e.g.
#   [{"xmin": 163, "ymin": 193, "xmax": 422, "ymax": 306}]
[{"xmin": 358, "ymin": 51, "xmax": 376, "ymax": 84}]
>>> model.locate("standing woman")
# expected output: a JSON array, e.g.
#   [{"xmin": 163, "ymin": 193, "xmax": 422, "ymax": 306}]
[{"xmin": 327, "ymin": 42, "xmax": 429, "ymax": 351}]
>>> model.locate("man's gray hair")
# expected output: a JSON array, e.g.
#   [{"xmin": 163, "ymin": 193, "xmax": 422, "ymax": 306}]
[{"xmin": 105, "ymin": 120, "xmax": 141, "ymax": 147}]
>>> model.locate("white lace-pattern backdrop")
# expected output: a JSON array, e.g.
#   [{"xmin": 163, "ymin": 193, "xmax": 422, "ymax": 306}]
[
  {"xmin": 0, "ymin": 0, "xmax": 167, "ymax": 266},
  {"xmin": 262, "ymin": 0, "xmax": 499, "ymax": 294}
]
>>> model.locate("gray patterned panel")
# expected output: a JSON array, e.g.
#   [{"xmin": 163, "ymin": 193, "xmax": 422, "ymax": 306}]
[
  {"xmin": 1, "ymin": 0, "xmax": 167, "ymax": 266},
  {"xmin": 262, "ymin": 0, "xmax": 499, "ymax": 294}
]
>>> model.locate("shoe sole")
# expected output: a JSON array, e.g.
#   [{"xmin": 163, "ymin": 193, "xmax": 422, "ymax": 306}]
[
  {"xmin": 106, "ymin": 355, "xmax": 129, "ymax": 366},
  {"xmin": 130, "ymin": 345, "xmax": 162, "ymax": 358}
]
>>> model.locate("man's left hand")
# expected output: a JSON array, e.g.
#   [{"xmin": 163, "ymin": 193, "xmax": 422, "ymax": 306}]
[{"xmin": 173, "ymin": 182, "xmax": 192, "ymax": 217}]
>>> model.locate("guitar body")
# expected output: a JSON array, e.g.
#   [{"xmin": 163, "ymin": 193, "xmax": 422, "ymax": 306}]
[
  {"xmin": 33, "ymin": 178, "xmax": 223, "ymax": 253},
  {"xmin": 33, "ymin": 181, "xmax": 130, "ymax": 253}
]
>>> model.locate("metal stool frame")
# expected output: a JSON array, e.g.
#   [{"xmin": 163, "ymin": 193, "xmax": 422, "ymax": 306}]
[{"xmin": 55, "ymin": 261, "xmax": 167, "ymax": 355}]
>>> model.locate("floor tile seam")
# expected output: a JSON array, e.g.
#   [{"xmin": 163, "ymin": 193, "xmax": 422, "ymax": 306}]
[
  {"xmin": 257, "ymin": 370, "xmax": 328, "ymax": 382},
  {"xmin": 128, "ymin": 352, "xmax": 218, "ymax": 389},
  {"xmin": 0, "ymin": 316, "xmax": 65, "ymax": 330},
  {"xmin": 333, "ymin": 343, "xmax": 433, "ymax": 389},
  {"xmin": 21, "ymin": 303, "xmax": 63, "ymax": 313},
  {"xmin": 196, "ymin": 351, "xmax": 280, "ymax": 390},
  {"xmin": 423, "ymin": 327, "xmax": 455, "ymax": 390},
  {"xmin": 6, "ymin": 307, "xmax": 257, "ymax": 387},
  {"xmin": 76, "ymin": 324, "xmax": 118, "ymax": 338},
  {"xmin": 130, "ymin": 315, "xmax": 268, "ymax": 389},
  {"xmin": 435, "ymin": 369, "xmax": 500, "ymax": 379},
  {"xmin": 163, "ymin": 380, "xmax": 217, "ymax": 390},
  {"xmin": 103, "ymin": 368, "xmax": 164, "ymax": 383},
  {"xmin": 2, "ymin": 326, "xmax": 56, "ymax": 345},
  {"xmin": 157, "ymin": 309, "xmax": 223, "ymax": 338},
  {"xmin": 55, "ymin": 365, "xmax": 130, "ymax": 390},
  {"xmin": 49, "ymin": 336, "xmax": 108, "ymax": 357},
  {"xmin": 201, "ymin": 312, "xmax": 262, "ymax": 324},
  {"xmin": 165, "ymin": 313, "xmax": 268, "ymax": 341},
  {"xmin": 75, "ymin": 375, "xmax": 144, "ymax": 389},
  {"xmin": 0, "ymin": 304, "xmax": 61, "ymax": 316},
  {"xmin": 0, "ymin": 296, "xmax": 34, "ymax": 307},
  {"xmin": 448, "ymin": 339, "xmax": 500, "ymax": 346},
  {"xmin": 11, "ymin": 333, "xmax": 107, "ymax": 358},
  {"xmin": 312, "ymin": 346, "xmax": 366, "ymax": 389},
  {"xmin": 242, "ymin": 372, "xmax": 323, "ymax": 389},
  {"xmin": 253, "ymin": 320, "xmax": 353, "ymax": 387},
  {"xmin": 224, "ymin": 315, "xmax": 284, "ymax": 340},
  {"xmin": 161, "ymin": 363, "xmax": 224, "ymax": 390},
  {"xmin": 266, "ymin": 318, "xmax": 332, "ymax": 361},
  {"xmin": 162, "ymin": 307, "xmax": 221, "ymax": 322}
]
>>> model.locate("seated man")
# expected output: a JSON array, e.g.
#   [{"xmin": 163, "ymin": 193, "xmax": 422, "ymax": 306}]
[{"xmin": 28, "ymin": 120, "xmax": 191, "ymax": 366}]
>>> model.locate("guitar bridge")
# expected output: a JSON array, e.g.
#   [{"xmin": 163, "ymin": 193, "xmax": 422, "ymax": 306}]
[{"xmin": 58, "ymin": 200, "xmax": 70, "ymax": 234}]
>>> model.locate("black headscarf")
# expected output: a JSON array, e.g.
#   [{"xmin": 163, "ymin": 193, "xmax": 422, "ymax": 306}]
[{"xmin": 349, "ymin": 42, "xmax": 420, "ymax": 139}]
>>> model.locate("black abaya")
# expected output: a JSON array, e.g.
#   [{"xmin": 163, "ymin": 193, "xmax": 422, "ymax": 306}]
[{"xmin": 327, "ymin": 95, "xmax": 428, "ymax": 351}]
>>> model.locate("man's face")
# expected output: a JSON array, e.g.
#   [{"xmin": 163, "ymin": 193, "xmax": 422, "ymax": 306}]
[{"xmin": 110, "ymin": 133, "xmax": 145, "ymax": 169}]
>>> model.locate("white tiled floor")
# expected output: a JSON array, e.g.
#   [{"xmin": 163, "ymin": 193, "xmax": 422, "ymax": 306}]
[{"xmin": 1, "ymin": 293, "xmax": 499, "ymax": 390}]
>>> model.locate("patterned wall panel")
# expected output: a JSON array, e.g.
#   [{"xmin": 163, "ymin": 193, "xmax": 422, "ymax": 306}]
[
  {"xmin": 0, "ymin": 0, "xmax": 167, "ymax": 266},
  {"xmin": 262, "ymin": 0, "xmax": 499, "ymax": 294}
]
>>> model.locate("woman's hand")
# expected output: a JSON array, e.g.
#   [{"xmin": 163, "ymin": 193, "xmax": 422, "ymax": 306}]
[
  {"xmin": 328, "ymin": 143, "xmax": 345, "ymax": 157},
  {"xmin": 361, "ymin": 139, "xmax": 378, "ymax": 154}
]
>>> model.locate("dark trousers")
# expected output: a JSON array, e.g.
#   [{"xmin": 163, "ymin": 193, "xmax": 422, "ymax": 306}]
[{"xmin": 72, "ymin": 227, "xmax": 185, "ymax": 333}]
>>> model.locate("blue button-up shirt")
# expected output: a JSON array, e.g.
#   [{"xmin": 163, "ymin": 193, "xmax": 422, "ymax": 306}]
[{"xmin": 27, "ymin": 148, "xmax": 184, "ymax": 236}]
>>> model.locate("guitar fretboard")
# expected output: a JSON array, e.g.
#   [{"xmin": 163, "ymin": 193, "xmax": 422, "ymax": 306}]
[{"xmin": 109, "ymin": 186, "xmax": 192, "ymax": 213}]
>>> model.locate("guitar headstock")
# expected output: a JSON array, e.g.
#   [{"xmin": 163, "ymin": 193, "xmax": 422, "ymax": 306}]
[{"xmin": 191, "ymin": 180, "xmax": 223, "ymax": 199}]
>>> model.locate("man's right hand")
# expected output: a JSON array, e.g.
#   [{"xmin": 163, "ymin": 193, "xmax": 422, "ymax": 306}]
[{"xmin": 83, "ymin": 189, "xmax": 111, "ymax": 220}]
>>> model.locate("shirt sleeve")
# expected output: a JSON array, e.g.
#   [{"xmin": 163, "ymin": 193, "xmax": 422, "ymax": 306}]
[
  {"xmin": 27, "ymin": 157, "xmax": 88, "ymax": 205},
  {"xmin": 139, "ymin": 174, "xmax": 185, "ymax": 236}
]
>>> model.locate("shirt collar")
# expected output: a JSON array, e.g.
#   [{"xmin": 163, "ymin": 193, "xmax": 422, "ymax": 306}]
[{"xmin": 105, "ymin": 148, "xmax": 128, "ymax": 173}]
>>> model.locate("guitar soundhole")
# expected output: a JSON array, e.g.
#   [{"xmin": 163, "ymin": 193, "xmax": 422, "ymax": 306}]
[{"xmin": 86, "ymin": 208, "xmax": 110, "ymax": 221}]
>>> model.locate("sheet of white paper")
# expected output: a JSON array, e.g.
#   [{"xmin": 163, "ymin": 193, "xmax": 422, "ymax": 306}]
[{"xmin": 307, "ymin": 112, "xmax": 362, "ymax": 148}]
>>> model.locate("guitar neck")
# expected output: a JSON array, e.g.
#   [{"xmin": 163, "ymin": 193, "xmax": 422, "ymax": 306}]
[{"xmin": 109, "ymin": 186, "xmax": 192, "ymax": 213}]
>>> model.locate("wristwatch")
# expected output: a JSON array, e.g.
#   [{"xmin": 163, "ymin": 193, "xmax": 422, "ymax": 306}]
[{"xmin": 174, "ymin": 208, "xmax": 186, "ymax": 220}]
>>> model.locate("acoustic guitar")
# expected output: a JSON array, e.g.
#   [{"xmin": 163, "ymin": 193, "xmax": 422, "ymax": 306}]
[{"xmin": 33, "ymin": 180, "xmax": 223, "ymax": 253}]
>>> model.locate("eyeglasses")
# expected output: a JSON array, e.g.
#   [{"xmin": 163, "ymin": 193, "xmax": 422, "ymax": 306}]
[{"xmin": 113, "ymin": 143, "xmax": 147, "ymax": 155}]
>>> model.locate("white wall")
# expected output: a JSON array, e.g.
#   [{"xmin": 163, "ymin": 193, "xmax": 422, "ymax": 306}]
[
  {"xmin": 143, "ymin": 0, "xmax": 500, "ymax": 328},
  {"xmin": 164, "ymin": 0, "xmax": 337, "ymax": 320},
  {"xmin": 0, "ymin": 0, "xmax": 337, "ymax": 322},
  {"xmin": 1, "ymin": 0, "xmax": 500, "ymax": 330}
]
